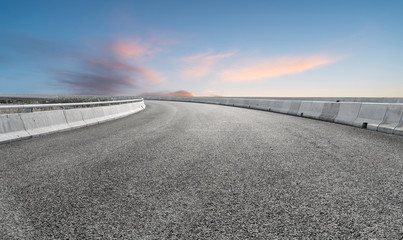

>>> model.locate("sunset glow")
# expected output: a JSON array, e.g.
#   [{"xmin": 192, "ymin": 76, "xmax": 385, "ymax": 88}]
[
  {"xmin": 180, "ymin": 51, "xmax": 236, "ymax": 79},
  {"xmin": 0, "ymin": 1, "xmax": 402, "ymax": 96},
  {"xmin": 220, "ymin": 55, "xmax": 341, "ymax": 83}
]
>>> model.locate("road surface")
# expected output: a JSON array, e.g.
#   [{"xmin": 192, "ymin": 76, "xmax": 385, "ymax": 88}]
[{"xmin": 1, "ymin": 100, "xmax": 402, "ymax": 239}]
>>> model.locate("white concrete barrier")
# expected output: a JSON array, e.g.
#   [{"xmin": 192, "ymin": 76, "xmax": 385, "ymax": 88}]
[
  {"xmin": 278, "ymin": 101, "xmax": 292, "ymax": 114},
  {"xmin": 145, "ymin": 97, "xmax": 402, "ymax": 137},
  {"xmin": 93, "ymin": 107, "xmax": 110, "ymax": 123},
  {"xmin": 0, "ymin": 114, "xmax": 30, "ymax": 143},
  {"xmin": 268, "ymin": 101, "xmax": 283, "ymax": 113},
  {"xmin": 127, "ymin": 102, "xmax": 140, "ymax": 115},
  {"xmin": 210, "ymin": 98, "xmax": 221, "ymax": 104},
  {"xmin": 319, "ymin": 103, "xmax": 340, "ymax": 122},
  {"xmin": 0, "ymin": 99, "xmax": 145, "ymax": 144},
  {"xmin": 20, "ymin": 110, "xmax": 70, "ymax": 136},
  {"xmin": 287, "ymin": 101, "xmax": 302, "ymax": 116},
  {"xmin": 232, "ymin": 99, "xmax": 246, "ymax": 107},
  {"xmin": 216, "ymin": 98, "xmax": 226, "ymax": 105},
  {"xmin": 352, "ymin": 103, "xmax": 388, "ymax": 130},
  {"xmin": 377, "ymin": 105, "xmax": 403, "ymax": 134},
  {"xmin": 394, "ymin": 117, "xmax": 403, "ymax": 136},
  {"xmin": 242, "ymin": 99, "xmax": 252, "ymax": 108},
  {"xmin": 297, "ymin": 102, "xmax": 325, "ymax": 119},
  {"xmin": 253, "ymin": 99, "xmax": 270, "ymax": 111},
  {"xmin": 81, "ymin": 108, "xmax": 101, "ymax": 125},
  {"xmin": 222, "ymin": 98, "xmax": 232, "ymax": 106},
  {"xmin": 117, "ymin": 103, "xmax": 131, "ymax": 114},
  {"xmin": 136, "ymin": 101, "xmax": 146, "ymax": 112},
  {"xmin": 334, "ymin": 102, "xmax": 362, "ymax": 126},
  {"xmin": 101, "ymin": 106, "xmax": 119, "ymax": 121},
  {"xmin": 64, "ymin": 108, "xmax": 86, "ymax": 129}
]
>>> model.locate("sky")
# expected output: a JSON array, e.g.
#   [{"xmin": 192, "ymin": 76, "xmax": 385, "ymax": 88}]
[{"xmin": 0, "ymin": 0, "xmax": 402, "ymax": 97}]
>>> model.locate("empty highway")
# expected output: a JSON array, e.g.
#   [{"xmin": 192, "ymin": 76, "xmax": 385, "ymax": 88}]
[{"xmin": 1, "ymin": 100, "xmax": 402, "ymax": 239}]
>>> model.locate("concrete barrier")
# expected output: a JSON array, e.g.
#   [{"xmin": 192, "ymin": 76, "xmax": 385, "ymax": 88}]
[
  {"xmin": 136, "ymin": 101, "xmax": 146, "ymax": 112},
  {"xmin": 268, "ymin": 101, "xmax": 283, "ymax": 113},
  {"xmin": 334, "ymin": 102, "xmax": 362, "ymax": 126},
  {"xmin": 265, "ymin": 100, "xmax": 288, "ymax": 113},
  {"xmin": 110, "ymin": 104, "xmax": 126, "ymax": 118},
  {"xmin": 216, "ymin": 98, "xmax": 226, "ymax": 105},
  {"xmin": 377, "ymin": 105, "xmax": 403, "ymax": 134},
  {"xmin": 287, "ymin": 101, "xmax": 302, "ymax": 116},
  {"xmin": 232, "ymin": 99, "xmax": 246, "ymax": 107},
  {"xmin": 319, "ymin": 103, "xmax": 340, "ymax": 122},
  {"xmin": 117, "ymin": 103, "xmax": 131, "ymax": 115},
  {"xmin": 242, "ymin": 99, "xmax": 252, "ymax": 108},
  {"xmin": 81, "ymin": 108, "xmax": 101, "ymax": 125},
  {"xmin": 20, "ymin": 110, "xmax": 70, "ymax": 136},
  {"xmin": 0, "ymin": 100, "xmax": 145, "ymax": 144},
  {"xmin": 394, "ymin": 117, "xmax": 403, "ymax": 136},
  {"xmin": 100, "ymin": 106, "xmax": 118, "ymax": 121},
  {"xmin": 253, "ymin": 99, "xmax": 271, "ymax": 111},
  {"xmin": 0, "ymin": 114, "xmax": 30, "ymax": 143},
  {"xmin": 222, "ymin": 98, "xmax": 232, "ymax": 106},
  {"xmin": 64, "ymin": 108, "xmax": 86, "ymax": 129},
  {"xmin": 144, "ymin": 97, "xmax": 402, "ymax": 137},
  {"xmin": 297, "ymin": 102, "xmax": 325, "ymax": 119},
  {"xmin": 352, "ymin": 103, "xmax": 388, "ymax": 130},
  {"xmin": 144, "ymin": 96, "xmax": 403, "ymax": 104}
]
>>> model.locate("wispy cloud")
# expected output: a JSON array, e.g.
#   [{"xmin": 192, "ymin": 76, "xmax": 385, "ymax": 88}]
[
  {"xmin": 138, "ymin": 68, "xmax": 166, "ymax": 83},
  {"xmin": 179, "ymin": 51, "xmax": 236, "ymax": 79},
  {"xmin": 52, "ymin": 58, "xmax": 165, "ymax": 95},
  {"xmin": 0, "ymin": 33, "xmax": 168, "ymax": 95},
  {"xmin": 87, "ymin": 58, "xmax": 165, "ymax": 83},
  {"xmin": 220, "ymin": 55, "xmax": 342, "ymax": 83},
  {"xmin": 53, "ymin": 70, "xmax": 136, "ymax": 95},
  {"xmin": 112, "ymin": 39, "xmax": 155, "ymax": 58},
  {"xmin": 55, "ymin": 57, "xmax": 166, "ymax": 95},
  {"xmin": 111, "ymin": 36, "xmax": 177, "ymax": 58}
]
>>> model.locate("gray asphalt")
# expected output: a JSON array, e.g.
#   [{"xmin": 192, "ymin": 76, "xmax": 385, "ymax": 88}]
[{"xmin": 1, "ymin": 100, "xmax": 403, "ymax": 239}]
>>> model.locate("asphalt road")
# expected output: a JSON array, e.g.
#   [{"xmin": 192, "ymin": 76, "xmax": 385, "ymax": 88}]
[{"xmin": 1, "ymin": 100, "xmax": 402, "ymax": 239}]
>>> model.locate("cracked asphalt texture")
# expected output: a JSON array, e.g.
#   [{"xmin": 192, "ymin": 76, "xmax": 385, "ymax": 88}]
[{"xmin": 1, "ymin": 100, "xmax": 403, "ymax": 239}]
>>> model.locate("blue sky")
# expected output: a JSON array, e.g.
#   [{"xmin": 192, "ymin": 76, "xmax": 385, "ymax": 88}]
[{"xmin": 0, "ymin": 0, "xmax": 402, "ymax": 96}]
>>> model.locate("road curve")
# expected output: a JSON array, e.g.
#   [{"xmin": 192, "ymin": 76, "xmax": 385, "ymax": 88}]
[{"xmin": 1, "ymin": 100, "xmax": 402, "ymax": 239}]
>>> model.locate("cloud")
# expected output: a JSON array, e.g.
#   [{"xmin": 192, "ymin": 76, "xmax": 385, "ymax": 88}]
[
  {"xmin": 220, "ymin": 55, "xmax": 341, "ymax": 82},
  {"xmin": 142, "ymin": 90, "xmax": 195, "ymax": 97},
  {"xmin": 51, "ymin": 57, "xmax": 167, "ymax": 95},
  {"xmin": 111, "ymin": 36, "xmax": 177, "ymax": 58},
  {"xmin": 112, "ymin": 39, "xmax": 154, "ymax": 58},
  {"xmin": 0, "ymin": 33, "xmax": 168, "ymax": 95},
  {"xmin": 179, "ymin": 51, "xmax": 236, "ymax": 79},
  {"xmin": 54, "ymin": 70, "xmax": 135, "ymax": 95},
  {"xmin": 52, "ymin": 59, "xmax": 135, "ymax": 95},
  {"xmin": 138, "ymin": 68, "xmax": 166, "ymax": 83},
  {"xmin": 88, "ymin": 58, "xmax": 165, "ymax": 83}
]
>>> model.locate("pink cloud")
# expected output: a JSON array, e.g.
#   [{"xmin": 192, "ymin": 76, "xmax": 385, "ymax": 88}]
[
  {"xmin": 179, "ymin": 51, "xmax": 236, "ymax": 79},
  {"xmin": 138, "ymin": 68, "xmax": 166, "ymax": 84},
  {"xmin": 88, "ymin": 58, "xmax": 165, "ymax": 83},
  {"xmin": 220, "ymin": 55, "xmax": 342, "ymax": 82},
  {"xmin": 111, "ymin": 36, "xmax": 177, "ymax": 59},
  {"xmin": 112, "ymin": 39, "xmax": 155, "ymax": 58}
]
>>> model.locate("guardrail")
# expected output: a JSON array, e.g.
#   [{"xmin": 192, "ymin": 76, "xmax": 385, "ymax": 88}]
[
  {"xmin": 0, "ymin": 98, "xmax": 146, "ymax": 144},
  {"xmin": 144, "ymin": 97, "xmax": 403, "ymax": 136},
  {"xmin": 0, "ymin": 98, "xmax": 143, "ymax": 113}
]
